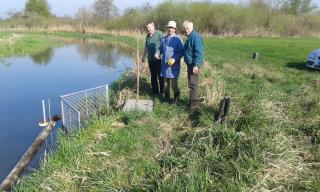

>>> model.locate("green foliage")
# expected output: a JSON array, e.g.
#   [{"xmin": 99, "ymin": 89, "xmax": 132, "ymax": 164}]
[
  {"xmin": 25, "ymin": 0, "xmax": 51, "ymax": 18},
  {"xmin": 0, "ymin": 16, "xmax": 73, "ymax": 30},
  {"xmin": 1, "ymin": 1, "xmax": 320, "ymax": 36},
  {"xmin": 106, "ymin": 1, "xmax": 320, "ymax": 36}
]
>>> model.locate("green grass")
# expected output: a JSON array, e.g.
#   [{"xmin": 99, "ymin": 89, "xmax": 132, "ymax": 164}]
[
  {"xmin": 12, "ymin": 35, "xmax": 320, "ymax": 191},
  {"xmin": 0, "ymin": 32, "xmax": 63, "ymax": 59}
]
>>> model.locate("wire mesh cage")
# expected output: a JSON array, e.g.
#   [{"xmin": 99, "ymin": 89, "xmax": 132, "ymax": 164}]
[{"xmin": 60, "ymin": 84, "xmax": 109, "ymax": 132}]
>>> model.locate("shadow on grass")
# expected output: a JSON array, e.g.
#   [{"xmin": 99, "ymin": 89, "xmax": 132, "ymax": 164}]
[
  {"xmin": 187, "ymin": 103, "xmax": 219, "ymax": 127},
  {"xmin": 286, "ymin": 62, "xmax": 315, "ymax": 71}
]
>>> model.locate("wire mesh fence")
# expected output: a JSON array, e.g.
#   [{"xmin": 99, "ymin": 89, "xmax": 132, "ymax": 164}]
[{"xmin": 60, "ymin": 84, "xmax": 109, "ymax": 132}]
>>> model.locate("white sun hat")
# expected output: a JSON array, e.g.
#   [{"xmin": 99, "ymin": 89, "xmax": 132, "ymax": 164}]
[{"xmin": 167, "ymin": 21, "xmax": 177, "ymax": 28}]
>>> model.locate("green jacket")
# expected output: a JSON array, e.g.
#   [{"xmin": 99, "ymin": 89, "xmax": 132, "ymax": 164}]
[
  {"xmin": 183, "ymin": 30, "xmax": 204, "ymax": 68},
  {"xmin": 145, "ymin": 30, "xmax": 163, "ymax": 62}
]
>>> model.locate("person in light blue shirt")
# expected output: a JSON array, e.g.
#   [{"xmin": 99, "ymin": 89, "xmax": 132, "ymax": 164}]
[{"xmin": 156, "ymin": 21, "xmax": 184, "ymax": 104}]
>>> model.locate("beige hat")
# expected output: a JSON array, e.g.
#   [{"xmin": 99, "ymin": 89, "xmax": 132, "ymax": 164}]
[{"xmin": 167, "ymin": 21, "xmax": 177, "ymax": 28}]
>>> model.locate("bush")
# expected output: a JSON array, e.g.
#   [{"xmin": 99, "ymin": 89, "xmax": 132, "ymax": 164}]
[{"xmin": 106, "ymin": 1, "xmax": 320, "ymax": 36}]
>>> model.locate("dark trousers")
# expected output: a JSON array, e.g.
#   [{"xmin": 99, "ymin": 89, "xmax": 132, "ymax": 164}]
[
  {"xmin": 187, "ymin": 67, "xmax": 199, "ymax": 104},
  {"xmin": 148, "ymin": 59, "xmax": 164, "ymax": 94},
  {"xmin": 164, "ymin": 78, "xmax": 179, "ymax": 94}
]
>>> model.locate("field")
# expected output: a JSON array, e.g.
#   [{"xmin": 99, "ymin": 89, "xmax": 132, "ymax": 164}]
[{"xmin": 6, "ymin": 33, "xmax": 320, "ymax": 191}]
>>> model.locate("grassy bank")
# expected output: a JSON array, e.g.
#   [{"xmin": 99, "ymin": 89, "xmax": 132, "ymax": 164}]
[
  {"xmin": 0, "ymin": 32, "xmax": 63, "ymax": 59},
  {"xmin": 0, "ymin": 31, "xmax": 139, "ymax": 60},
  {"xmin": 12, "ymin": 34, "xmax": 320, "ymax": 191}
]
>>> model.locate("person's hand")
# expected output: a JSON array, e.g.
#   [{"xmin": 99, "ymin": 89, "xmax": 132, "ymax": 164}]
[
  {"xmin": 155, "ymin": 53, "xmax": 160, "ymax": 60},
  {"xmin": 141, "ymin": 56, "xmax": 145, "ymax": 63},
  {"xmin": 193, "ymin": 66, "xmax": 200, "ymax": 74},
  {"xmin": 168, "ymin": 58, "xmax": 175, "ymax": 66}
]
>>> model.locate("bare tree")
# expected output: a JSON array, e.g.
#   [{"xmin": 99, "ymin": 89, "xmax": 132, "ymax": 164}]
[
  {"xmin": 93, "ymin": 0, "xmax": 118, "ymax": 20},
  {"xmin": 6, "ymin": 9, "xmax": 24, "ymax": 18},
  {"xmin": 75, "ymin": 7, "xmax": 94, "ymax": 34}
]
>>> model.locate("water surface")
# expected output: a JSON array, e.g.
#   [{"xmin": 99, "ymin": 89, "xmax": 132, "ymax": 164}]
[{"xmin": 0, "ymin": 39, "xmax": 133, "ymax": 181}]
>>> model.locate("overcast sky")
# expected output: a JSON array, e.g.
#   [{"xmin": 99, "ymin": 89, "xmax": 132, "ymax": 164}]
[{"xmin": 0, "ymin": 0, "xmax": 318, "ymax": 18}]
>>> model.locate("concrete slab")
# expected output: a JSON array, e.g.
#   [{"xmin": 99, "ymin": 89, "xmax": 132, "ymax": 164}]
[{"xmin": 123, "ymin": 99, "xmax": 153, "ymax": 112}]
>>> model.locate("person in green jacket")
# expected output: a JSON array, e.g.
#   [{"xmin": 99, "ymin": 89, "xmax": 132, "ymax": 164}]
[
  {"xmin": 141, "ymin": 22, "xmax": 164, "ymax": 95},
  {"xmin": 182, "ymin": 20, "xmax": 204, "ymax": 110}
]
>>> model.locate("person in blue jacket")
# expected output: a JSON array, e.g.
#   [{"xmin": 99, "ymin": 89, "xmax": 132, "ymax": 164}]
[
  {"xmin": 155, "ymin": 21, "xmax": 184, "ymax": 104},
  {"xmin": 182, "ymin": 20, "xmax": 204, "ymax": 109}
]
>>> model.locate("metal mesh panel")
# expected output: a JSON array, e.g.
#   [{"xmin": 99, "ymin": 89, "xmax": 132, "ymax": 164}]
[{"xmin": 60, "ymin": 85, "xmax": 109, "ymax": 131}]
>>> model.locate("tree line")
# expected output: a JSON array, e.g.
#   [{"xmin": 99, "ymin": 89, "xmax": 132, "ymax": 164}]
[{"xmin": 1, "ymin": 0, "xmax": 319, "ymax": 36}]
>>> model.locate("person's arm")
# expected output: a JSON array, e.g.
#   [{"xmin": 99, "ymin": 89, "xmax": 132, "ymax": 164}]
[
  {"xmin": 141, "ymin": 47, "xmax": 147, "ymax": 63},
  {"xmin": 141, "ymin": 36, "xmax": 148, "ymax": 63},
  {"xmin": 155, "ymin": 37, "xmax": 163, "ymax": 60},
  {"xmin": 171, "ymin": 37, "xmax": 184, "ymax": 63},
  {"xmin": 193, "ymin": 34, "xmax": 204, "ymax": 68}
]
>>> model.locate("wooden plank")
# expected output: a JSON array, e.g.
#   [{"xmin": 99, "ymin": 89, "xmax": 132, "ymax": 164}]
[{"xmin": 0, "ymin": 122, "xmax": 55, "ymax": 192}]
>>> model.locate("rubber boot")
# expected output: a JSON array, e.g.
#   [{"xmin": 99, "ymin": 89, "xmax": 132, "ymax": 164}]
[
  {"xmin": 171, "ymin": 91, "xmax": 180, "ymax": 105},
  {"xmin": 165, "ymin": 92, "xmax": 170, "ymax": 103}
]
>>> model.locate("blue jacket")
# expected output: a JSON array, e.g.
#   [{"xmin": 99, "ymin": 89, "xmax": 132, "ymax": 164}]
[
  {"xmin": 159, "ymin": 34, "xmax": 184, "ymax": 78},
  {"xmin": 183, "ymin": 30, "xmax": 204, "ymax": 69}
]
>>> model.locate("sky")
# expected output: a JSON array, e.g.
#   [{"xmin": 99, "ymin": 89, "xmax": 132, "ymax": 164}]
[
  {"xmin": 0, "ymin": 0, "xmax": 163, "ymax": 18},
  {"xmin": 0, "ymin": 0, "xmax": 319, "ymax": 18}
]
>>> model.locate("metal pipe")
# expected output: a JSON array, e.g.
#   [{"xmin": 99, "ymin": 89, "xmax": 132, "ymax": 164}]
[
  {"xmin": 68, "ymin": 108, "xmax": 71, "ymax": 129},
  {"xmin": 42, "ymin": 100, "xmax": 47, "ymax": 124},
  {"xmin": 60, "ymin": 84, "xmax": 108, "ymax": 98},
  {"xmin": 48, "ymin": 99, "xmax": 52, "ymax": 121},
  {"xmin": 60, "ymin": 98, "xmax": 65, "ymax": 128},
  {"xmin": 85, "ymin": 92, "xmax": 89, "ymax": 116},
  {"xmin": 78, "ymin": 111, "xmax": 81, "ymax": 129}
]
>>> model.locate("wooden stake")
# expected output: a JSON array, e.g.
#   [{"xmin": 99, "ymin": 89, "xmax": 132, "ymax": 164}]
[{"xmin": 136, "ymin": 42, "xmax": 140, "ymax": 101}]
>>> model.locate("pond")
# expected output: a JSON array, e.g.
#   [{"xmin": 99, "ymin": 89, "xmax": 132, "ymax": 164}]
[{"xmin": 0, "ymin": 39, "xmax": 134, "ymax": 182}]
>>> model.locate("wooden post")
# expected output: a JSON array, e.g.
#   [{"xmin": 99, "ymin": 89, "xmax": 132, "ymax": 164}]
[
  {"xmin": 216, "ymin": 96, "xmax": 231, "ymax": 124},
  {"xmin": 217, "ymin": 97, "xmax": 227, "ymax": 122},
  {"xmin": 0, "ymin": 122, "xmax": 55, "ymax": 191},
  {"xmin": 136, "ymin": 42, "xmax": 140, "ymax": 101},
  {"xmin": 222, "ymin": 96, "xmax": 231, "ymax": 124}
]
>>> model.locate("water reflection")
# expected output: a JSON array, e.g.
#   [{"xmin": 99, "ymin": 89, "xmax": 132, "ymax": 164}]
[
  {"xmin": 30, "ymin": 48, "xmax": 54, "ymax": 65},
  {"xmin": 1, "ymin": 38, "xmax": 135, "ymax": 68},
  {"xmin": 77, "ymin": 39, "xmax": 134, "ymax": 68},
  {"xmin": 0, "ymin": 58, "xmax": 12, "ymax": 67}
]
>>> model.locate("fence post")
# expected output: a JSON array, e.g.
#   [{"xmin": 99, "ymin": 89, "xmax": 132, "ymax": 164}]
[
  {"xmin": 68, "ymin": 108, "xmax": 71, "ymax": 128},
  {"xmin": 60, "ymin": 98, "xmax": 65, "ymax": 128},
  {"xmin": 78, "ymin": 111, "xmax": 81, "ymax": 128},
  {"xmin": 217, "ymin": 97, "xmax": 226, "ymax": 123},
  {"xmin": 85, "ymin": 92, "xmax": 89, "ymax": 116},
  {"xmin": 222, "ymin": 96, "xmax": 231, "ymax": 124}
]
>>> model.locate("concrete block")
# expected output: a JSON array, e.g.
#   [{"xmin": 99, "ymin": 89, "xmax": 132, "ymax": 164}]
[{"xmin": 123, "ymin": 99, "xmax": 153, "ymax": 112}]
